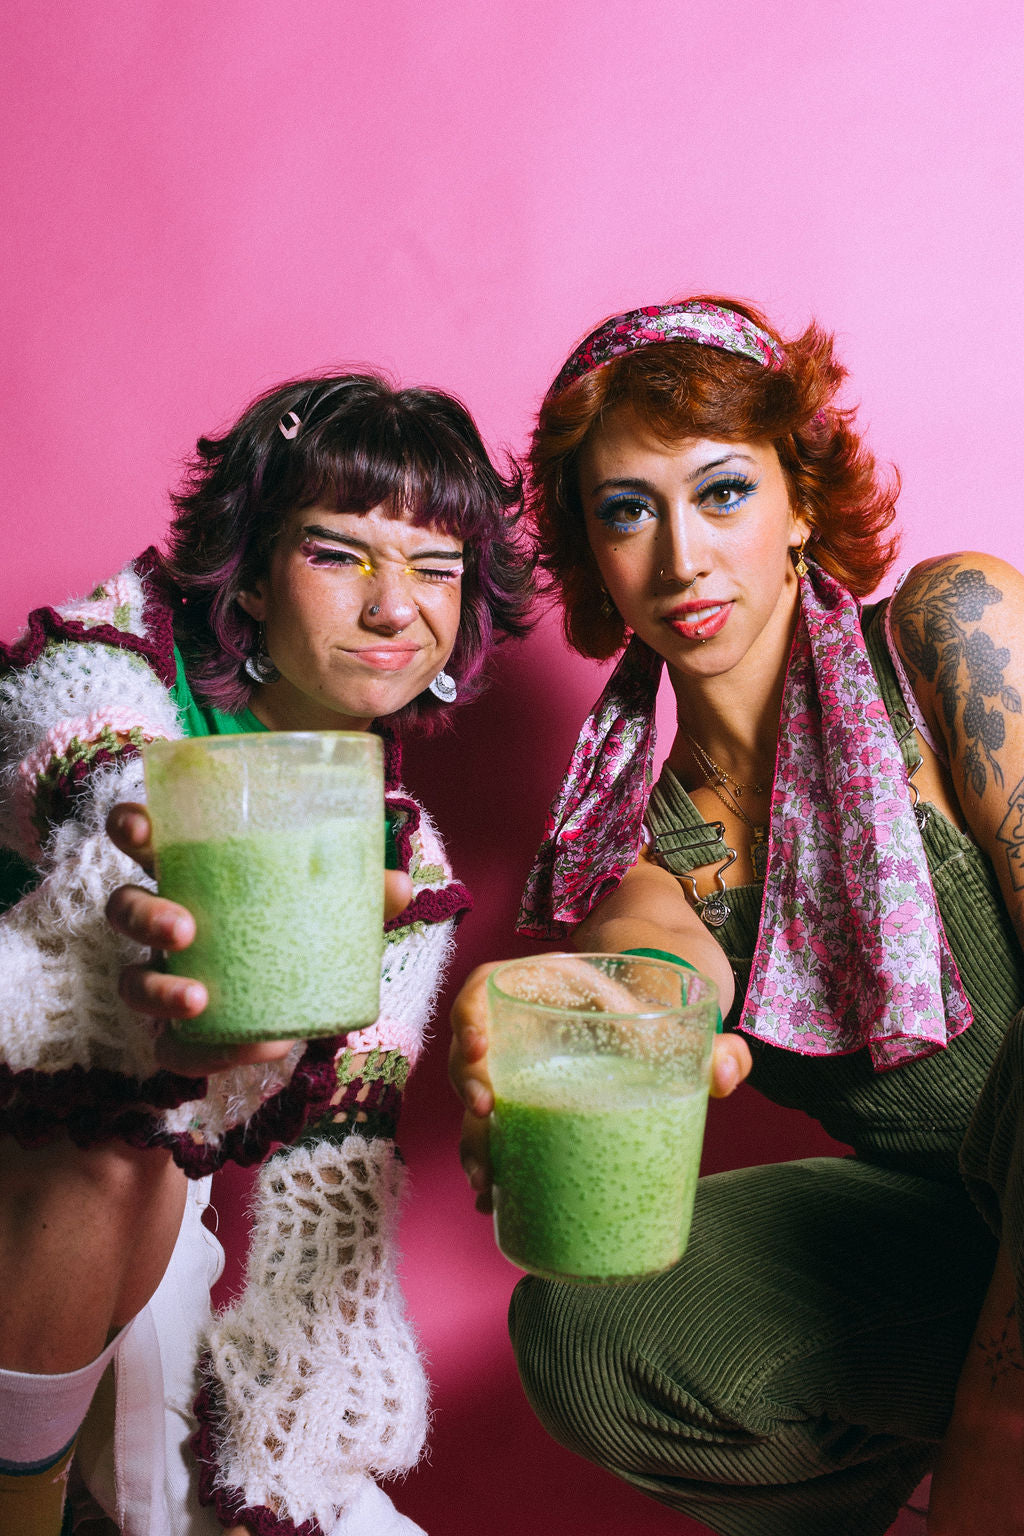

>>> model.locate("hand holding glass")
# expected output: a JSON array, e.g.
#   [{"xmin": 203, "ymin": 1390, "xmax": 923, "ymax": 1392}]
[
  {"xmin": 486, "ymin": 953, "xmax": 719, "ymax": 1284},
  {"xmin": 143, "ymin": 732, "xmax": 384, "ymax": 1044}
]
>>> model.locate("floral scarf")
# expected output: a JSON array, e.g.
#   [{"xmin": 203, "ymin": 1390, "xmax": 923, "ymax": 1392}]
[{"xmin": 518, "ymin": 564, "xmax": 973, "ymax": 1069}]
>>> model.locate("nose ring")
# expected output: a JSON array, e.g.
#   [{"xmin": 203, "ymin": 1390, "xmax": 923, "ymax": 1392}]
[
  {"xmin": 659, "ymin": 568, "xmax": 696, "ymax": 589},
  {"xmin": 368, "ymin": 604, "xmax": 381, "ymax": 617}
]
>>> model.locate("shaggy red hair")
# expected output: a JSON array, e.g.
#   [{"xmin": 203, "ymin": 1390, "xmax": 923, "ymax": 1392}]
[{"xmin": 529, "ymin": 294, "xmax": 900, "ymax": 659}]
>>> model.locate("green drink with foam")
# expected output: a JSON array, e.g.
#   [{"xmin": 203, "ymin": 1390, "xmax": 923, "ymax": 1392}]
[
  {"xmin": 145, "ymin": 733, "xmax": 383, "ymax": 1044},
  {"xmin": 487, "ymin": 955, "xmax": 718, "ymax": 1283}
]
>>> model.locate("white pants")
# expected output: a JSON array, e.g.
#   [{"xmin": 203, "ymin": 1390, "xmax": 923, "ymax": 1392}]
[{"xmin": 74, "ymin": 1176, "xmax": 224, "ymax": 1536}]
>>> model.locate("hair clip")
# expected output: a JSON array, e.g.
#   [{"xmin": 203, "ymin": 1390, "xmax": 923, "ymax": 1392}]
[{"xmin": 278, "ymin": 411, "xmax": 302, "ymax": 441}]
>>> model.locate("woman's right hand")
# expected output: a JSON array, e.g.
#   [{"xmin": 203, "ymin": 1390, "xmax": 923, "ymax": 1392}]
[
  {"xmin": 448, "ymin": 957, "xmax": 753, "ymax": 1215},
  {"xmin": 105, "ymin": 802, "xmax": 415, "ymax": 1076}
]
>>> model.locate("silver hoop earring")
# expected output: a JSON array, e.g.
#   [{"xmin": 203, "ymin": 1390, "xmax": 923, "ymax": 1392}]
[
  {"xmin": 244, "ymin": 626, "xmax": 280, "ymax": 684},
  {"xmin": 428, "ymin": 670, "xmax": 458, "ymax": 703}
]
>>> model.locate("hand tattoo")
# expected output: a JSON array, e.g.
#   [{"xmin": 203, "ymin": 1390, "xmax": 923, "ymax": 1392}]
[
  {"xmin": 975, "ymin": 1302, "xmax": 1024, "ymax": 1391},
  {"xmin": 896, "ymin": 565, "xmax": 1021, "ymax": 799}
]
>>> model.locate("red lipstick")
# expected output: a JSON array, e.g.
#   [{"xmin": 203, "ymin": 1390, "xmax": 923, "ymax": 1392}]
[{"xmin": 665, "ymin": 601, "xmax": 732, "ymax": 641}]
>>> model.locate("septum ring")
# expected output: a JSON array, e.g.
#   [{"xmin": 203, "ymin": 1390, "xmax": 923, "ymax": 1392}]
[{"xmin": 659, "ymin": 569, "xmax": 697, "ymax": 588}]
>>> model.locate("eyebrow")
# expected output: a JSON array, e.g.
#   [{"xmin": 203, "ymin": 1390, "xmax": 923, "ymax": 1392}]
[
  {"xmin": 588, "ymin": 453, "xmax": 758, "ymax": 497},
  {"xmin": 301, "ymin": 524, "xmax": 464, "ymax": 560}
]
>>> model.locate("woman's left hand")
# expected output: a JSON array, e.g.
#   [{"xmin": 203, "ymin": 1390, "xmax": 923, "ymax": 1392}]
[{"xmin": 105, "ymin": 803, "xmax": 414, "ymax": 1076}]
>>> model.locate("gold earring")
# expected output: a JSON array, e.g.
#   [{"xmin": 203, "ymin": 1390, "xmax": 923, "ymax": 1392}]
[
  {"xmin": 794, "ymin": 536, "xmax": 808, "ymax": 578},
  {"xmin": 600, "ymin": 588, "xmax": 615, "ymax": 618}
]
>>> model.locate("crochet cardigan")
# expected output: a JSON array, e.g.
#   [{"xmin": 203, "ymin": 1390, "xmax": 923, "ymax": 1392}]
[
  {"xmin": 0, "ymin": 547, "xmax": 471, "ymax": 1172},
  {"xmin": 0, "ymin": 550, "xmax": 471, "ymax": 1534}
]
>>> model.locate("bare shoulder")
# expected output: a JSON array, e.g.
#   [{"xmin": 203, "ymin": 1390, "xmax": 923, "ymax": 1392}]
[{"xmin": 889, "ymin": 551, "xmax": 1024, "ymax": 793}]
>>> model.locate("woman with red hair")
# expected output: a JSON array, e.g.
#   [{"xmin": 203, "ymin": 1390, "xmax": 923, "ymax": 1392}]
[{"xmin": 451, "ymin": 297, "xmax": 1024, "ymax": 1534}]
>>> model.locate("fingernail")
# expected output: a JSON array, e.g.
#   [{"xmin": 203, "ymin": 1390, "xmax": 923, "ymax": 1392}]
[
  {"xmin": 465, "ymin": 1159, "xmax": 483, "ymax": 1190},
  {"xmin": 468, "ymin": 1083, "xmax": 490, "ymax": 1116},
  {"xmin": 166, "ymin": 915, "xmax": 191, "ymax": 947},
  {"xmin": 182, "ymin": 983, "xmax": 206, "ymax": 1014}
]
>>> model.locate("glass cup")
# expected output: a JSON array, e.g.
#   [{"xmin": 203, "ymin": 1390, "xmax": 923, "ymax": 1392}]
[
  {"xmin": 486, "ymin": 953, "xmax": 719, "ymax": 1283},
  {"xmin": 144, "ymin": 732, "xmax": 384, "ymax": 1044}
]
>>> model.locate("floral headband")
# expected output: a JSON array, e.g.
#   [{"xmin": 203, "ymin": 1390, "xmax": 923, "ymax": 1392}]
[{"xmin": 546, "ymin": 299, "xmax": 786, "ymax": 399}]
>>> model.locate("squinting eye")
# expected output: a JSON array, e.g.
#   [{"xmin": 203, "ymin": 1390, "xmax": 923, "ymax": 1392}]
[
  {"xmin": 594, "ymin": 496, "xmax": 656, "ymax": 531},
  {"xmin": 414, "ymin": 565, "xmax": 464, "ymax": 583}
]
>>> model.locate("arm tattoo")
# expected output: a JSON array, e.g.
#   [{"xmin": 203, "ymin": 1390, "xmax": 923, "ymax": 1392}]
[
  {"xmin": 975, "ymin": 1301, "xmax": 1024, "ymax": 1391},
  {"xmin": 896, "ymin": 566, "xmax": 1021, "ymax": 799},
  {"xmin": 996, "ymin": 778, "xmax": 1024, "ymax": 891}
]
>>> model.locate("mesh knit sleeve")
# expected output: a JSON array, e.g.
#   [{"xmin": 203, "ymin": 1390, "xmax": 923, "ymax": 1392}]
[
  {"xmin": 189, "ymin": 803, "xmax": 465, "ymax": 1536},
  {"xmin": 0, "ymin": 558, "xmax": 213, "ymax": 1133}
]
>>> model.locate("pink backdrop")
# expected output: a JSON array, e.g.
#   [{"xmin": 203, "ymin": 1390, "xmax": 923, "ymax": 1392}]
[{"xmin": 3, "ymin": 4, "xmax": 1023, "ymax": 1532}]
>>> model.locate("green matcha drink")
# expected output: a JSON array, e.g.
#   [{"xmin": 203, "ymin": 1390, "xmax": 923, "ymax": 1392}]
[
  {"xmin": 159, "ymin": 817, "xmax": 382, "ymax": 1042},
  {"xmin": 145, "ymin": 733, "xmax": 384, "ymax": 1044},
  {"xmin": 492, "ymin": 1056, "xmax": 708, "ymax": 1282},
  {"xmin": 486, "ymin": 954, "xmax": 718, "ymax": 1283}
]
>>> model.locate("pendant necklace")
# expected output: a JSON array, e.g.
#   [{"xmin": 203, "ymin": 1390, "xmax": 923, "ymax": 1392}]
[{"xmin": 686, "ymin": 734, "xmax": 770, "ymax": 882}]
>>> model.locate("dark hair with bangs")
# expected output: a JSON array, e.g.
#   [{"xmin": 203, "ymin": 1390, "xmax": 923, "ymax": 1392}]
[
  {"xmin": 531, "ymin": 294, "xmax": 900, "ymax": 659},
  {"xmin": 160, "ymin": 372, "xmax": 532, "ymax": 728}
]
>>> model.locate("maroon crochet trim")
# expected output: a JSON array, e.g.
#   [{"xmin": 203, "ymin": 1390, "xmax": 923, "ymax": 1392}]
[
  {"xmin": 391, "ymin": 880, "xmax": 472, "ymax": 931},
  {"xmin": 383, "ymin": 790, "xmax": 472, "ymax": 932},
  {"xmin": 296, "ymin": 1070, "xmax": 404, "ymax": 1146},
  {"xmin": 192, "ymin": 1359, "xmax": 324, "ymax": 1535},
  {"xmin": 0, "ymin": 1061, "xmax": 206, "ymax": 1151},
  {"xmin": 163, "ymin": 1037, "xmax": 344, "ymax": 1178},
  {"xmin": 32, "ymin": 742, "xmax": 144, "ymax": 845},
  {"xmin": 384, "ymin": 791, "xmax": 420, "ymax": 876},
  {"xmin": 0, "ymin": 547, "xmax": 177, "ymax": 688},
  {"xmin": 0, "ymin": 1041, "xmax": 404, "ymax": 1175}
]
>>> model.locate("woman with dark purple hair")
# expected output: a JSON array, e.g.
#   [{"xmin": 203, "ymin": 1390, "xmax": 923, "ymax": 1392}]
[{"xmin": 0, "ymin": 373, "xmax": 531, "ymax": 1536}]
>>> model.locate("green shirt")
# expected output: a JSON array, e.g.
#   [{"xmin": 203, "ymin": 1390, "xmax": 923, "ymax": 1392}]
[{"xmin": 170, "ymin": 646, "xmax": 267, "ymax": 738}]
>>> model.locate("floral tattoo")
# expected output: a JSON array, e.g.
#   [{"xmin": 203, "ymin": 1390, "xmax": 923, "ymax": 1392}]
[{"xmin": 896, "ymin": 566, "xmax": 1020, "ymax": 800}]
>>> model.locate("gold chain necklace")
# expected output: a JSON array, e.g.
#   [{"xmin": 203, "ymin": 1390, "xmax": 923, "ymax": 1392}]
[
  {"xmin": 685, "ymin": 733, "xmax": 766, "ymax": 797},
  {"xmin": 687, "ymin": 736, "xmax": 769, "ymax": 880}
]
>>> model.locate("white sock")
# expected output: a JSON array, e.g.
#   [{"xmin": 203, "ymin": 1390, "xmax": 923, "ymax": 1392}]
[{"xmin": 0, "ymin": 1324, "xmax": 129, "ymax": 1468}]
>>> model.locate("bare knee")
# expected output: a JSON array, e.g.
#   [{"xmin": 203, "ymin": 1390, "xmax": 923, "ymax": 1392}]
[{"xmin": 0, "ymin": 1134, "xmax": 187, "ymax": 1370}]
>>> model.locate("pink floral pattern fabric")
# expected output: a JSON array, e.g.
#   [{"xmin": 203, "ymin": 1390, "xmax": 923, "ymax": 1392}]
[
  {"xmin": 547, "ymin": 300, "xmax": 785, "ymax": 398},
  {"xmin": 518, "ymin": 565, "xmax": 974, "ymax": 1069},
  {"xmin": 740, "ymin": 565, "xmax": 972, "ymax": 1067},
  {"xmin": 517, "ymin": 636, "xmax": 661, "ymax": 938}
]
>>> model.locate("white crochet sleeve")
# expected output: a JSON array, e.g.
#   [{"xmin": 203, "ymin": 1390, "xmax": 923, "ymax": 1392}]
[{"xmin": 0, "ymin": 562, "xmax": 184, "ymax": 1079}]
